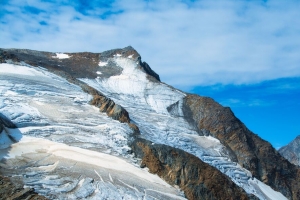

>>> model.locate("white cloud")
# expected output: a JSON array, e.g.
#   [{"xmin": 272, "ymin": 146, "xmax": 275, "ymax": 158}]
[
  {"xmin": 1, "ymin": 0, "xmax": 300, "ymax": 88},
  {"xmin": 220, "ymin": 98, "xmax": 274, "ymax": 108}
]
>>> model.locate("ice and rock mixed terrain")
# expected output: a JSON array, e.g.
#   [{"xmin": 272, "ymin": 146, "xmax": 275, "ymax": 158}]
[
  {"xmin": 0, "ymin": 47, "xmax": 297, "ymax": 200},
  {"xmin": 0, "ymin": 63, "xmax": 185, "ymax": 199},
  {"xmin": 80, "ymin": 55, "xmax": 287, "ymax": 200}
]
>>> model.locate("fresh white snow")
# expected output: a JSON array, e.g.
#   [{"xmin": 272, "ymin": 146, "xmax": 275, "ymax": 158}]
[
  {"xmin": 53, "ymin": 53, "xmax": 70, "ymax": 59},
  {"xmin": 249, "ymin": 179, "xmax": 288, "ymax": 200},
  {"xmin": 81, "ymin": 57, "xmax": 186, "ymax": 114},
  {"xmin": 0, "ymin": 63, "xmax": 50, "ymax": 76},
  {"xmin": 98, "ymin": 61, "xmax": 108, "ymax": 67}
]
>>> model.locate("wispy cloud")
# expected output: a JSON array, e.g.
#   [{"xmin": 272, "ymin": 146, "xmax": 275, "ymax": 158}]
[
  {"xmin": 1, "ymin": 0, "xmax": 300, "ymax": 88},
  {"xmin": 220, "ymin": 98, "xmax": 275, "ymax": 108}
]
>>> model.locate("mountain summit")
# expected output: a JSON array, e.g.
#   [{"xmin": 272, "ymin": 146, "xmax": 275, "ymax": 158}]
[
  {"xmin": 0, "ymin": 47, "xmax": 299, "ymax": 200},
  {"xmin": 279, "ymin": 135, "xmax": 300, "ymax": 166}
]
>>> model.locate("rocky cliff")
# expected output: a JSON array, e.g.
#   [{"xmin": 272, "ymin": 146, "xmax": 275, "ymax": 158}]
[
  {"xmin": 130, "ymin": 138, "xmax": 258, "ymax": 200},
  {"xmin": 279, "ymin": 135, "xmax": 300, "ymax": 166},
  {"xmin": 179, "ymin": 94, "xmax": 300, "ymax": 200}
]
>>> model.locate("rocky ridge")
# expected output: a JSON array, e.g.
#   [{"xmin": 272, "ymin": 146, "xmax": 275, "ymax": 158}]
[
  {"xmin": 279, "ymin": 135, "xmax": 300, "ymax": 166},
  {"xmin": 131, "ymin": 138, "xmax": 256, "ymax": 200},
  {"xmin": 177, "ymin": 94, "xmax": 300, "ymax": 200}
]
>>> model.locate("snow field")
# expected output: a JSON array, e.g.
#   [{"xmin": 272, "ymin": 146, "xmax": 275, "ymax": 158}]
[
  {"xmin": 98, "ymin": 61, "xmax": 108, "ymax": 67},
  {"xmin": 52, "ymin": 53, "xmax": 70, "ymax": 59},
  {"xmin": 2, "ymin": 135, "xmax": 171, "ymax": 186},
  {"xmin": 0, "ymin": 134, "xmax": 186, "ymax": 199}
]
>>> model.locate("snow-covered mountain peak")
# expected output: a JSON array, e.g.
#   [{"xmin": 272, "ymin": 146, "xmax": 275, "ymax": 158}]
[
  {"xmin": 102, "ymin": 56, "xmax": 143, "ymax": 80},
  {"xmin": 1, "ymin": 47, "xmax": 299, "ymax": 200},
  {"xmin": 96, "ymin": 46, "xmax": 160, "ymax": 82},
  {"xmin": 80, "ymin": 48, "xmax": 185, "ymax": 115},
  {"xmin": 279, "ymin": 135, "xmax": 300, "ymax": 166}
]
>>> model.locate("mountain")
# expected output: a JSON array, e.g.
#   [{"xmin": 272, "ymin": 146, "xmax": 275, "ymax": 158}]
[
  {"xmin": 0, "ymin": 47, "xmax": 299, "ymax": 200},
  {"xmin": 279, "ymin": 135, "xmax": 300, "ymax": 166}
]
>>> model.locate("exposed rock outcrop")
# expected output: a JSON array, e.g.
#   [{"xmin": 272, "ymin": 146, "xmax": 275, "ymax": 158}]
[
  {"xmin": 130, "ymin": 138, "xmax": 255, "ymax": 200},
  {"xmin": 90, "ymin": 93, "xmax": 130, "ymax": 123},
  {"xmin": 279, "ymin": 135, "xmax": 300, "ymax": 166},
  {"xmin": 0, "ymin": 113, "xmax": 18, "ymax": 145},
  {"xmin": 0, "ymin": 113, "xmax": 17, "ymax": 132},
  {"xmin": 139, "ymin": 61, "xmax": 160, "ymax": 82},
  {"xmin": 0, "ymin": 175, "xmax": 47, "ymax": 200},
  {"xmin": 182, "ymin": 94, "xmax": 300, "ymax": 200}
]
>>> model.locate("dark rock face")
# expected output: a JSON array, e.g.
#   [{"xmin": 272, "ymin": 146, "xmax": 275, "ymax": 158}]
[
  {"xmin": 90, "ymin": 92, "xmax": 130, "ymax": 123},
  {"xmin": 279, "ymin": 135, "xmax": 300, "ymax": 166},
  {"xmin": 0, "ymin": 48, "xmax": 117, "ymax": 79},
  {"xmin": 139, "ymin": 61, "xmax": 160, "ymax": 82},
  {"xmin": 0, "ymin": 113, "xmax": 17, "ymax": 132},
  {"xmin": 130, "ymin": 138, "xmax": 252, "ymax": 200},
  {"xmin": 0, "ymin": 113, "xmax": 18, "ymax": 143},
  {"xmin": 0, "ymin": 175, "xmax": 47, "ymax": 200},
  {"xmin": 79, "ymin": 84, "xmax": 131, "ymax": 124},
  {"xmin": 182, "ymin": 94, "xmax": 300, "ymax": 200}
]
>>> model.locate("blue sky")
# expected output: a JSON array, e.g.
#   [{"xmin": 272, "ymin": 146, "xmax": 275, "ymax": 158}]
[
  {"xmin": 1, "ymin": 0, "xmax": 300, "ymax": 148},
  {"xmin": 190, "ymin": 77, "xmax": 300, "ymax": 148}
]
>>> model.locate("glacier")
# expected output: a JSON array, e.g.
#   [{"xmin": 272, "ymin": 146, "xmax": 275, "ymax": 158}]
[
  {"xmin": 0, "ymin": 63, "xmax": 185, "ymax": 199},
  {"xmin": 0, "ymin": 52, "xmax": 288, "ymax": 200}
]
